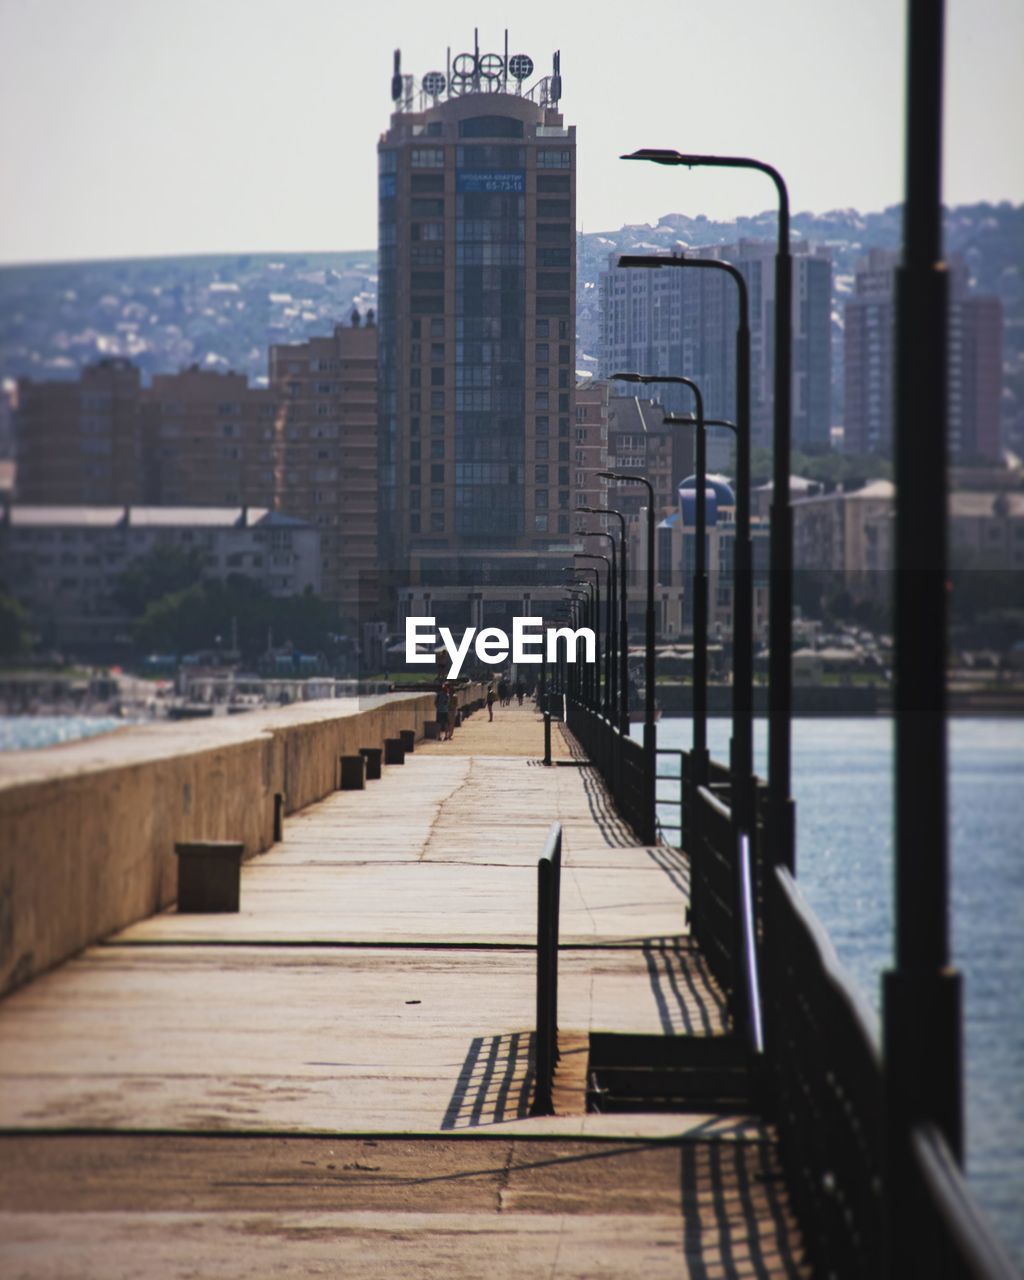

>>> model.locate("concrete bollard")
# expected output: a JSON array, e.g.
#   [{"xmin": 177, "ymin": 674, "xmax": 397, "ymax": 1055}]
[
  {"xmin": 175, "ymin": 841, "xmax": 243, "ymax": 913},
  {"xmin": 423, "ymin": 720, "xmax": 440, "ymax": 740},
  {"xmin": 384, "ymin": 738, "xmax": 405, "ymax": 765},
  {"xmin": 359, "ymin": 747, "xmax": 383, "ymax": 780},
  {"xmin": 273, "ymin": 792, "xmax": 285, "ymax": 842},
  {"xmin": 339, "ymin": 754, "xmax": 367, "ymax": 790},
  {"xmin": 399, "ymin": 729, "xmax": 416, "ymax": 754}
]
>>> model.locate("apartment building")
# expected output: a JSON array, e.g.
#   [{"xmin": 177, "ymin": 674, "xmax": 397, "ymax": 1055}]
[{"xmin": 377, "ymin": 41, "xmax": 577, "ymax": 589}]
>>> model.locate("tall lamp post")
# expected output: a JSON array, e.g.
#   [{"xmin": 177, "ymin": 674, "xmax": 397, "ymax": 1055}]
[
  {"xmin": 579, "ymin": 505, "xmax": 630, "ymax": 734},
  {"xmin": 618, "ymin": 254, "xmax": 754, "ymax": 833},
  {"xmin": 576, "ymin": 551, "xmax": 615, "ymax": 721},
  {"xmin": 563, "ymin": 585, "xmax": 588, "ymax": 703},
  {"xmin": 610, "ymin": 372, "xmax": 710, "ymax": 797},
  {"xmin": 622, "ymin": 148, "xmax": 793, "ymax": 875},
  {"xmin": 600, "ymin": 469, "xmax": 657, "ymax": 845},
  {"xmin": 571, "ymin": 565, "xmax": 601, "ymax": 710}
]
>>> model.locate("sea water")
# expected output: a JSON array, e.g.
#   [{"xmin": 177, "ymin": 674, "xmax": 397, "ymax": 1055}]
[{"xmin": 653, "ymin": 715, "xmax": 1024, "ymax": 1266}]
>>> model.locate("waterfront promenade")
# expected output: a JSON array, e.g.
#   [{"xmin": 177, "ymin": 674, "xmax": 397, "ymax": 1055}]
[{"xmin": 0, "ymin": 700, "xmax": 807, "ymax": 1278}]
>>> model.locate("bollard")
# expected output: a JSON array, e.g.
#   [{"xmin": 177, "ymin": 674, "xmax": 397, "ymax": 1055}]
[
  {"xmin": 384, "ymin": 738, "xmax": 405, "ymax": 765},
  {"xmin": 359, "ymin": 746, "xmax": 382, "ymax": 780},
  {"xmin": 273, "ymin": 792, "xmax": 285, "ymax": 842},
  {"xmin": 399, "ymin": 728, "xmax": 416, "ymax": 754},
  {"xmin": 175, "ymin": 841, "xmax": 243, "ymax": 913},
  {"xmin": 423, "ymin": 720, "xmax": 440, "ymax": 740},
  {"xmin": 339, "ymin": 754, "xmax": 366, "ymax": 790}
]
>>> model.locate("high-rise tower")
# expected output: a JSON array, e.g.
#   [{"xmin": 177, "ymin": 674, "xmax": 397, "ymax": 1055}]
[{"xmin": 377, "ymin": 35, "xmax": 577, "ymax": 594}]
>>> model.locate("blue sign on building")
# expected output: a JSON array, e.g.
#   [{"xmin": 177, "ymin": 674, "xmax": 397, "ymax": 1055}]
[{"xmin": 456, "ymin": 170, "xmax": 525, "ymax": 194}]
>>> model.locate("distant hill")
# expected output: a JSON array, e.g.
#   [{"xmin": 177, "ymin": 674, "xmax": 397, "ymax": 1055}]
[{"xmin": 1, "ymin": 203, "xmax": 1020, "ymax": 446}]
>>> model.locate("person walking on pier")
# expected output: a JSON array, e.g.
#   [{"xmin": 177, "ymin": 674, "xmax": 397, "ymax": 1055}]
[
  {"xmin": 486, "ymin": 684, "xmax": 496, "ymax": 722},
  {"xmin": 447, "ymin": 686, "xmax": 459, "ymax": 740},
  {"xmin": 435, "ymin": 682, "xmax": 450, "ymax": 740},
  {"xmin": 515, "ymin": 679, "xmax": 525, "ymax": 706}
]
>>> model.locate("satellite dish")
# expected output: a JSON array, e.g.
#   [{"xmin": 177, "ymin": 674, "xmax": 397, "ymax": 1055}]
[
  {"xmin": 422, "ymin": 71, "xmax": 446, "ymax": 97},
  {"xmin": 508, "ymin": 53, "xmax": 533, "ymax": 81},
  {"xmin": 478, "ymin": 52, "xmax": 504, "ymax": 81}
]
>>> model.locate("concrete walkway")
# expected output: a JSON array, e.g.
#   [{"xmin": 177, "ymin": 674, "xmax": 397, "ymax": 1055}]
[{"xmin": 0, "ymin": 703, "xmax": 809, "ymax": 1277}]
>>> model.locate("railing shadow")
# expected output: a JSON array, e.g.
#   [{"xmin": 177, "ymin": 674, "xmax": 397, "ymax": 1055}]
[
  {"xmin": 646, "ymin": 843, "xmax": 691, "ymax": 898},
  {"xmin": 642, "ymin": 936, "xmax": 728, "ymax": 1037},
  {"xmin": 575, "ymin": 761, "xmax": 637, "ymax": 848},
  {"xmin": 680, "ymin": 1139, "xmax": 811, "ymax": 1279},
  {"xmin": 441, "ymin": 1031, "xmax": 534, "ymax": 1130}
]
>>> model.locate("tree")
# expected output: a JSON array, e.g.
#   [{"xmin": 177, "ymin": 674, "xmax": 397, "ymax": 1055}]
[
  {"xmin": 0, "ymin": 593, "xmax": 32, "ymax": 659},
  {"xmin": 134, "ymin": 576, "xmax": 340, "ymax": 661},
  {"xmin": 113, "ymin": 545, "xmax": 208, "ymax": 616}
]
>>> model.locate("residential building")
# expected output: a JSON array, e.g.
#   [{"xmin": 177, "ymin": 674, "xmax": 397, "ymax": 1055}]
[
  {"xmin": 599, "ymin": 241, "xmax": 833, "ymax": 453},
  {"xmin": 16, "ymin": 359, "xmax": 143, "ymax": 504},
  {"xmin": 269, "ymin": 319, "xmax": 379, "ymax": 617},
  {"xmin": 843, "ymin": 251, "xmax": 1003, "ymax": 460},
  {"xmin": 377, "ymin": 41, "xmax": 577, "ymax": 594},
  {"xmin": 0, "ymin": 505, "xmax": 320, "ymax": 650},
  {"xmin": 605, "ymin": 394, "xmax": 694, "ymax": 520},
  {"xmin": 790, "ymin": 479, "xmax": 895, "ymax": 601},
  {"xmin": 572, "ymin": 378, "xmax": 609, "ymax": 529},
  {"xmin": 141, "ymin": 367, "xmax": 275, "ymax": 507}
]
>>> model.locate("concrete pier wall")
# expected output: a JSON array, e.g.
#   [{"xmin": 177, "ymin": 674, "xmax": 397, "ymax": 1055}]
[{"xmin": 0, "ymin": 689, "xmax": 482, "ymax": 998}]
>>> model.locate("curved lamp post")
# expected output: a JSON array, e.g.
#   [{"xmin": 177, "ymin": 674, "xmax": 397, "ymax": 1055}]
[
  {"xmin": 576, "ymin": 551, "xmax": 614, "ymax": 721},
  {"xmin": 618, "ymin": 254, "xmax": 754, "ymax": 831},
  {"xmin": 610, "ymin": 372, "xmax": 710, "ymax": 797},
  {"xmin": 622, "ymin": 148, "xmax": 793, "ymax": 875},
  {"xmin": 600, "ymin": 468, "xmax": 657, "ymax": 845},
  {"xmin": 579, "ymin": 505, "xmax": 630, "ymax": 734}
]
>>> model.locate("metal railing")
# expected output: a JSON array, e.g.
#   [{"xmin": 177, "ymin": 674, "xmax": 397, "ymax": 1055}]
[
  {"xmin": 531, "ymin": 821, "xmax": 562, "ymax": 1116},
  {"xmin": 560, "ymin": 713, "xmax": 1014, "ymax": 1276},
  {"xmin": 564, "ymin": 698, "xmax": 649, "ymax": 840}
]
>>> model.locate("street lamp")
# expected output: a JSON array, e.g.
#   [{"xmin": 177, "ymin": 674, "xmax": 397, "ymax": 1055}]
[
  {"xmin": 573, "ymin": 562, "xmax": 601, "ymax": 712},
  {"xmin": 579, "ymin": 505, "xmax": 630, "ymax": 734},
  {"xmin": 622, "ymin": 148, "xmax": 794, "ymax": 874},
  {"xmin": 618, "ymin": 254, "xmax": 754, "ymax": 831},
  {"xmin": 578, "ymin": 531, "xmax": 619, "ymax": 724},
  {"xmin": 610, "ymin": 372, "xmax": 710, "ymax": 795},
  {"xmin": 600, "ymin": 468, "xmax": 657, "ymax": 845},
  {"xmin": 577, "ymin": 551, "xmax": 614, "ymax": 721}
]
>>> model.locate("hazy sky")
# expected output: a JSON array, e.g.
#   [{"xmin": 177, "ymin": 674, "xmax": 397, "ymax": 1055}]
[{"xmin": 1, "ymin": 0, "xmax": 1022, "ymax": 264}]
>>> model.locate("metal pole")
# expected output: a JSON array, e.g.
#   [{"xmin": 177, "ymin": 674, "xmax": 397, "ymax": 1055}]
[
  {"xmin": 581, "ymin": 506, "xmax": 630, "ymax": 735},
  {"xmin": 884, "ymin": 2, "xmax": 962, "ymax": 1269},
  {"xmin": 618, "ymin": 154, "xmax": 793, "ymax": 873}
]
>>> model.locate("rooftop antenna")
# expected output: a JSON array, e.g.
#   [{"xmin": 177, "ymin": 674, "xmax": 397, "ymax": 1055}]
[
  {"xmin": 551, "ymin": 50, "xmax": 562, "ymax": 102},
  {"xmin": 504, "ymin": 28, "xmax": 509, "ymax": 91},
  {"xmin": 391, "ymin": 50, "xmax": 402, "ymax": 102}
]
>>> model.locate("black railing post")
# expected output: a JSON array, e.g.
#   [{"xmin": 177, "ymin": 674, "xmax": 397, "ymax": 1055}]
[{"xmin": 532, "ymin": 822, "xmax": 562, "ymax": 1117}]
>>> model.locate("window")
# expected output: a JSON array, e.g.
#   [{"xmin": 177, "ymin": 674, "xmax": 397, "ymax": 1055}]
[
  {"xmin": 430, "ymin": 343, "xmax": 445, "ymax": 361},
  {"xmin": 559, "ymin": 344, "xmax": 570, "ymax": 364},
  {"xmin": 535, "ymin": 392, "xmax": 549, "ymax": 409},
  {"xmin": 411, "ymin": 221, "xmax": 444, "ymax": 240},
  {"xmin": 537, "ymin": 149, "xmax": 571, "ymax": 168},
  {"xmin": 430, "ymin": 390, "xmax": 445, "ymax": 410},
  {"xmin": 411, "ymin": 147, "xmax": 445, "ymax": 167},
  {"xmin": 535, "ymin": 416, "xmax": 549, "ymax": 434},
  {"xmin": 535, "ymin": 440, "xmax": 549, "ymax": 459},
  {"xmin": 537, "ymin": 223, "xmax": 571, "ymax": 243},
  {"xmin": 431, "ymin": 489, "xmax": 444, "ymax": 509},
  {"xmin": 537, "ymin": 199, "xmax": 570, "ymax": 217},
  {"xmin": 535, "ymin": 489, "xmax": 549, "ymax": 508},
  {"xmin": 410, "ymin": 513, "xmax": 421, "ymax": 532},
  {"xmin": 536, "ymin": 368, "xmax": 549, "ymax": 387},
  {"xmin": 430, "ymin": 367, "xmax": 445, "ymax": 386},
  {"xmin": 412, "ymin": 270, "xmax": 444, "ymax": 291},
  {"xmin": 430, "ymin": 415, "xmax": 445, "ymax": 435},
  {"xmin": 411, "ymin": 244, "xmax": 444, "ymax": 265},
  {"xmin": 459, "ymin": 116, "xmax": 524, "ymax": 138},
  {"xmin": 535, "ymin": 465, "xmax": 549, "ymax": 483},
  {"xmin": 430, "ymin": 512, "xmax": 445, "ymax": 531},
  {"xmin": 431, "ymin": 318, "xmax": 445, "ymax": 337},
  {"xmin": 535, "ymin": 514, "xmax": 549, "ymax": 532},
  {"xmin": 535, "ymin": 319, "xmax": 549, "ymax": 338},
  {"xmin": 535, "ymin": 342, "xmax": 550, "ymax": 362},
  {"xmin": 537, "ymin": 174, "xmax": 570, "ymax": 193},
  {"xmin": 410, "ymin": 466, "xmax": 421, "ymax": 484},
  {"xmin": 431, "ymin": 464, "xmax": 445, "ymax": 483},
  {"xmin": 430, "ymin": 440, "xmax": 445, "ymax": 459}
]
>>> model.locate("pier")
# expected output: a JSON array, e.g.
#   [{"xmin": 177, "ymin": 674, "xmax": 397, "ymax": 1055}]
[{"xmin": 0, "ymin": 699, "xmax": 809, "ymax": 1278}]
